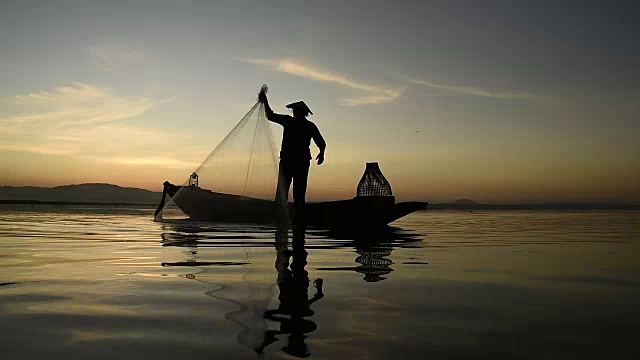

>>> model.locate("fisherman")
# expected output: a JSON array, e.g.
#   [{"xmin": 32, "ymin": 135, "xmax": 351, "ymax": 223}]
[{"xmin": 258, "ymin": 88, "xmax": 326, "ymax": 224}]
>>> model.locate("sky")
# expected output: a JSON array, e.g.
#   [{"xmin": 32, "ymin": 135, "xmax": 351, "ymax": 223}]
[{"xmin": 1, "ymin": 0, "xmax": 639, "ymax": 203}]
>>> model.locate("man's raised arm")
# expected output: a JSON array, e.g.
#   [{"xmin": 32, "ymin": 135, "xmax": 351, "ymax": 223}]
[{"xmin": 259, "ymin": 91, "xmax": 289, "ymax": 126}]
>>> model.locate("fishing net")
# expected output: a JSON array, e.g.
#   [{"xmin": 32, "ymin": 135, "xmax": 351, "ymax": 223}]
[
  {"xmin": 157, "ymin": 85, "xmax": 288, "ymax": 223},
  {"xmin": 156, "ymin": 85, "xmax": 289, "ymax": 354}
]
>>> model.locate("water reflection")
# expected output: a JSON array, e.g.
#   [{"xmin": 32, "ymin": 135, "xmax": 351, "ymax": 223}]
[
  {"xmin": 160, "ymin": 222, "xmax": 422, "ymax": 282},
  {"xmin": 256, "ymin": 227, "xmax": 324, "ymax": 357},
  {"xmin": 159, "ymin": 222, "xmax": 422, "ymax": 357},
  {"xmin": 311, "ymin": 227, "xmax": 421, "ymax": 282}
]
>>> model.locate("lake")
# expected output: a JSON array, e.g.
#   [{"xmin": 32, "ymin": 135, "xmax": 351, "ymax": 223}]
[{"xmin": 1, "ymin": 207, "xmax": 639, "ymax": 359}]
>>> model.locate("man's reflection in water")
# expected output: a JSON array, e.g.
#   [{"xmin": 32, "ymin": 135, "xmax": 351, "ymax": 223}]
[{"xmin": 257, "ymin": 227, "xmax": 324, "ymax": 358}]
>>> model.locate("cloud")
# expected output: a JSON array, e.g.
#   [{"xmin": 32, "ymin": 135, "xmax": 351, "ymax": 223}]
[
  {"xmin": 0, "ymin": 122, "xmax": 196, "ymax": 169},
  {"xmin": 95, "ymin": 156, "xmax": 199, "ymax": 169},
  {"xmin": 0, "ymin": 122, "xmax": 188, "ymax": 156},
  {"xmin": 237, "ymin": 57, "xmax": 541, "ymax": 104},
  {"xmin": 51, "ymin": 123, "xmax": 188, "ymax": 153},
  {"xmin": 89, "ymin": 45, "xmax": 145, "ymax": 72},
  {"xmin": 2, "ymin": 83, "xmax": 155, "ymax": 130},
  {"xmin": 0, "ymin": 83, "xmax": 195, "ymax": 170},
  {"xmin": 409, "ymin": 78, "xmax": 541, "ymax": 100},
  {"xmin": 340, "ymin": 89, "xmax": 404, "ymax": 106},
  {"xmin": 236, "ymin": 57, "xmax": 402, "ymax": 105},
  {"xmin": 0, "ymin": 144, "xmax": 76, "ymax": 156},
  {"xmin": 237, "ymin": 55, "xmax": 544, "ymax": 105}
]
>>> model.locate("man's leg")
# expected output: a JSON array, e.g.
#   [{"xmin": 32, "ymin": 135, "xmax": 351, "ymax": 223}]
[
  {"xmin": 276, "ymin": 161, "xmax": 293, "ymax": 222},
  {"xmin": 292, "ymin": 161, "xmax": 310, "ymax": 225}
]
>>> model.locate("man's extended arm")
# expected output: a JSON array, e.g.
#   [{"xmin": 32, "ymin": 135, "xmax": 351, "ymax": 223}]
[{"xmin": 259, "ymin": 91, "xmax": 289, "ymax": 126}]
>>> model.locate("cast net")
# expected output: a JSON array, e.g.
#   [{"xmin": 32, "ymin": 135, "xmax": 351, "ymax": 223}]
[
  {"xmin": 157, "ymin": 85, "xmax": 291, "ymax": 354},
  {"xmin": 158, "ymin": 85, "xmax": 288, "ymax": 223}
]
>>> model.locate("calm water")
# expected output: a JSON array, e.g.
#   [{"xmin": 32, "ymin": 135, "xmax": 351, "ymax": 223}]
[{"xmin": 1, "ymin": 207, "xmax": 639, "ymax": 359}]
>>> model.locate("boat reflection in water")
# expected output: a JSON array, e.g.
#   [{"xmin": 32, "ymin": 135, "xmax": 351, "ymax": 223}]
[{"xmin": 159, "ymin": 222, "xmax": 422, "ymax": 357}]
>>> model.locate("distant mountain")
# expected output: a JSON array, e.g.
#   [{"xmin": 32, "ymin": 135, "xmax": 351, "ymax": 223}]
[{"xmin": 0, "ymin": 183, "xmax": 162, "ymax": 204}]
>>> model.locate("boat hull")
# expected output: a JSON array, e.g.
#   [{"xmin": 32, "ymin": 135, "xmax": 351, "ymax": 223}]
[{"xmin": 164, "ymin": 183, "xmax": 426, "ymax": 228}]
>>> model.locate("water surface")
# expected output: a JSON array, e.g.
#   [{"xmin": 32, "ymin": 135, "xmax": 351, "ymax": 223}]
[{"xmin": 1, "ymin": 207, "xmax": 639, "ymax": 359}]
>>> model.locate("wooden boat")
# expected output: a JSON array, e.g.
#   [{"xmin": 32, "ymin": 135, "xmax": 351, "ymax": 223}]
[{"xmin": 154, "ymin": 163, "xmax": 427, "ymax": 228}]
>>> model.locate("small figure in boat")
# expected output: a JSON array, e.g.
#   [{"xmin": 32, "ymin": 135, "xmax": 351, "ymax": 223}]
[{"xmin": 258, "ymin": 88, "xmax": 326, "ymax": 224}]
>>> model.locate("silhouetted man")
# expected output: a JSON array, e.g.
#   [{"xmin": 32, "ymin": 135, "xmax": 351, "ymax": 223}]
[{"xmin": 258, "ymin": 89, "xmax": 326, "ymax": 224}]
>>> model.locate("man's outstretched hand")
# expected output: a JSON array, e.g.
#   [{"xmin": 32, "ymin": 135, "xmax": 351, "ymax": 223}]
[{"xmin": 316, "ymin": 153, "xmax": 324, "ymax": 165}]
